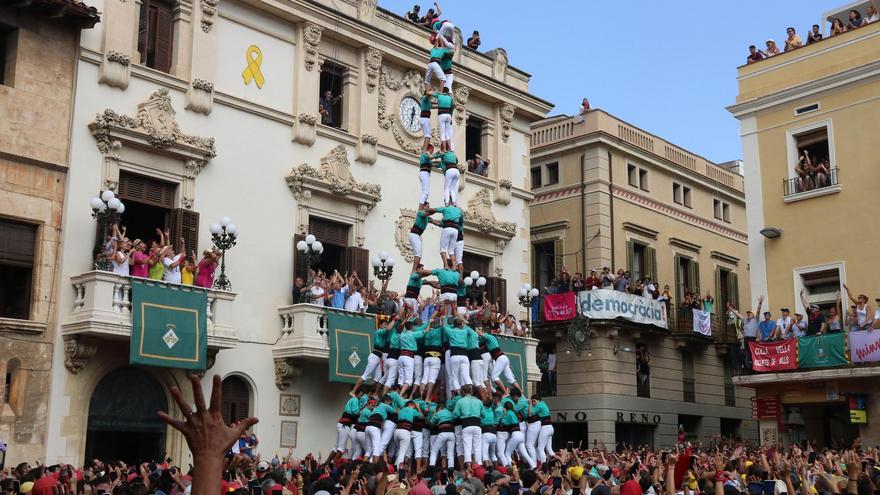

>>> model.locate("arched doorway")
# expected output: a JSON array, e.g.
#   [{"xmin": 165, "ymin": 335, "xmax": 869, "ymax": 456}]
[
  {"xmin": 220, "ymin": 375, "xmax": 252, "ymax": 424},
  {"xmin": 84, "ymin": 367, "xmax": 167, "ymax": 463}
]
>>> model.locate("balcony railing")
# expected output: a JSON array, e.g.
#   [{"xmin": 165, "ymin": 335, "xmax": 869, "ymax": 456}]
[
  {"xmin": 62, "ymin": 271, "xmax": 238, "ymax": 349},
  {"xmin": 783, "ymin": 167, "xmax": 839, "ymax": 197}
]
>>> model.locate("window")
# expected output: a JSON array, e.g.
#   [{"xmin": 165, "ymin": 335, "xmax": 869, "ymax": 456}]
[
  {"xmin": 798, "ymin": 267, "xmax": 842, "ymax": 313},
  {"xmin": 722, "ymin": 203, "xmax": 730, "ymax": 223},
  {"xmin": 795, "ymin": 103, "xmax": 819, "ymax": 115},
  {"xmin": 674, "ymin": 254, "xmax": 700, "ymax": 305},
  {"xmin": 673, "ymin": 183, "xmax": 682, "ymax": 204},
  {"xmin": 0, "ymin": 24, "xmax": 16, "ymax": 87},
  {"xmin": 220, "ymin": 376, "xmax": 251, "ymax": 424},
  {"xmin": 713, "ymin": 199, "xmax": 730, "ymax": 222},
  {"xmin": 319, "ymin": 61, "xmax": 345, "ymax": 129},
  {"xmin": 713, "ymin": 199, "xmax": 722, "ymax": 220},
  {"xmin": 682, "ymin": 186, "xmax": 692, "ymax": 208},
  {"xmin": 533, "ymin": 241, "xmax": 556, "ymax": 291},
  {"xmin": 295, "ymin": 217, "xmax": 369, "ymax": 283},
  {"xmin": 681, "ymin": 353, "xmax": 695, "ymax": 403},
  {"xmin": 3, "ymin": 358, "xmax": 22, "ymax": 415},
  {"xmin": 137, "ymin": 0, "xmax": 175, "ymax": 73},
  {"xmin": 786, "ymin": 125, "xmax": 837, "ymax": 196},
  {"xmin": 628, "ymin": 164, "xmax": 638, "ymax": 187},
  {"xmin": 466, "ymin": 116, "xmax": 485, "ymax": 159},
  {"xmin": 626, "ymin": 240, "xmax": 655, "ymax": 282},
  {"xmin": 0, "ymin": 219, "xmax": 37, "ymax": 320},
  {"xmin": 636, "ymin": 344, "xmax": 650, "ymax": 398},
  {"xmin": 545, "ymin": 162, "xmax": 559, "ymax": 185},
  {"xmin": 530, "ymin": 168, "xmax": 542, "ymax": 189},
  {"xmin": 639, "ymin": 169, "xmax": 649, "ymax": 191},
  {"xmin": 462, "ymin": 252, "xmax": 491, "ymax": 281}
]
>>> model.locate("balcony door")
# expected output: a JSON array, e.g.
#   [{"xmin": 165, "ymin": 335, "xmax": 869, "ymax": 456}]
[{"xmin": 117, "ymin": 171, "xmax": 199, "ymax": 253}]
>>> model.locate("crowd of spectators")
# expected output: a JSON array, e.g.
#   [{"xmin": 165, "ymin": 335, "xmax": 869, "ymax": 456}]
[
  {"xmin": 99, "ymin": 224, "xmax": 220, "ymax": 289},
  {"xmin": 746, "ymin": 2, "xmax": 879, "ymax": 64},
  {"xmin": 793, "ymin": 151, "xmax": 832, "ymax": 194},
  {"xmin": 542, "ymin": 267, "xmax": 680, "ymax": 308},
  {"xmin": 404, "ymin": 3, "xmax": 483, "ymax": 51}
]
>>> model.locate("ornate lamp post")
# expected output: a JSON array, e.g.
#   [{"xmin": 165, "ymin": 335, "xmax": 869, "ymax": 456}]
[
  {"xmin": 89, "ymin": 190, "xmax": 126, "ymax": 271},
  {"xmin": 296, "ymin": 233, "xmax": 323, "ymax": 283},
  {"xmin": 464, "ymin": 270, "xmax": 487, "ymax": 303},
  {"xmin": 209, "ymin": 216, "xmax": 238, "ymax": 291},
  {"xmin": 371, "ymin": 250, "xmax": 395, "ymax": 282},
  {"xmin": 518, "ymin": 283, "xmax": 540, "ymax": 337}
]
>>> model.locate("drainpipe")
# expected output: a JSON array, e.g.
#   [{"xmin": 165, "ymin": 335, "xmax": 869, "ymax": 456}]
[{"xmin": 608, "ymin": 150, "xmax": 615, "ymax": 268}]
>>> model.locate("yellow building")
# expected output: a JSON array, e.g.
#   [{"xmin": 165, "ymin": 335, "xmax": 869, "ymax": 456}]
[
  {"xmin": 727, "ymin": 6, "xmax": 880, "ymax": 447},
  {"xmin": 529, "ymin": 109, "xmax": 755, "ymax": 447}
]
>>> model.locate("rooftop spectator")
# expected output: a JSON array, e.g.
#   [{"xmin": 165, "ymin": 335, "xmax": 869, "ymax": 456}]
[
  {"xmin": 580, "ymin": 98, "xmax": 591, "ymax": 113},
  {"xmin": 784, "ymin": 27, "xmax": 802, "ymax": 51},
  {"xmin": 466, "ymin": 30, "xmax": 481, "ymax": 50},
  {"xmin": 806, "ymin": 24, "xmax": 823, "ymax": 44},
  {"xmin": 831, "ymin": 17, "xmax": 846, "ymax": 36},
  {"xmin": 405, "ymin": 4, "xmax": 421, "ymax": 23},
  {"xmin": 764, "ymin": 39, "xmax": 780, "ymax": 56},
  {"xmin": 746, "ymin": 45, "xmax": 766, "ymax": 64},
  {"xmin": 848, "ymin": 9, "xmax": 866, "ymax": 30},
  {"xmin": 419, "ymin": 2, "xmax": 440, "ymax": 29},
  {"xmin": 867, "ymin": 3, "xmax": 879, "ymax": 23}
]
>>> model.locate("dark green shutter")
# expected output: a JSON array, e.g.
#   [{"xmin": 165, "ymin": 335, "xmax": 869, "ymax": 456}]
[
  {"xmin": 674, "ymin": 254, "xmax": 682, "ymax": 305},
  {"xmin": 626, "ymin": 240, "xmax": 634, "ymax": 275},
  {"xmin": 645, "ymin": 246, "xmax": 657, "ymax": 281},
  {"xmin": 554, "ymin": 239, "xmax": 564, "ymax": 275},
  {"xmin": 715, "ymin": 267, "xmax": 722, "ymax": 309},
  {"xmin": 727, "ymin": 271, "xmax": 739, "ymax": 309},
  {"xmin": 688, "ymin": 258, "xmax": 700, "ymax": 295}
]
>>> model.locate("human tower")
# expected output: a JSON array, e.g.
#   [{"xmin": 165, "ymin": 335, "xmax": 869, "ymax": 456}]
[{"xmin": 324, "ymin": 14, "xmax": 555, "ymax": 474}]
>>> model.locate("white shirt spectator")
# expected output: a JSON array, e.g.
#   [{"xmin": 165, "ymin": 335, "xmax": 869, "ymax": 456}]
[
  {"xmin": 776, "ymin": 315, "xmax": 792, "ymax": 334},
  {"xmin": 344, "ymin": 290, "xmax": 365, "ymax": 312},
  {"xmin": 309, "ymin": 286, "xmax": 325, "ymax": 306},
  {"xmin": 547, "ymin": 353, "xmax": 557, "ymax": 372},
  {"xmin": 642, "ymin": 283, "xmax": 656, "ymax": 299},
  {"xmin": 162, "ymin": 254, "xmax": 182, "ymax": 283},
  {"xmin": 112, "ymin": 251, "xmax": 130, "ymax": 276},
  {"xmin": 790, "ymin": 319, "xmax": 807, "ymax": 338},
  {"xmin": 742, "ymin": 317, "xmax": 759, "ymax": 338}
]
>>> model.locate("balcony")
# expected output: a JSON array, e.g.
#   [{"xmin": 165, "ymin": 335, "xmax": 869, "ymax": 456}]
[
  {"xmin": 62, "ymin": 271, "xmax": 238, "ymax": 355},
  {"xmin": 783, "ymin": 167, "xmax": 841, "ymax": 202}
]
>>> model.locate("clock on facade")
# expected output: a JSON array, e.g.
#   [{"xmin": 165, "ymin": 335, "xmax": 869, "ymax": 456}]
[{"xmin": 398, "ymin": 96, "xmax": 422, "ymax": 135}]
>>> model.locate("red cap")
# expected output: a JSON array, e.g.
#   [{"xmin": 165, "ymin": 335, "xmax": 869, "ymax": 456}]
[
  {"xmin": 497, "ymin": 467, "xmax": 508, "ymax": 475},
  {"xmin": 472, "ymin": 465, "xmax": 487, "ymax": 482}
]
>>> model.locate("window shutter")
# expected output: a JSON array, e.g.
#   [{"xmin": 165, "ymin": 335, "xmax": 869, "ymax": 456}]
[
  {"xmin": 154, "ymin": 2, "xmax": 174, "ymax": 73},
  {"xmin": 293, "ymin": 234, "xmax": 309, "ymax": 280},
  {"xmin": 308, "ymin": 218, "xmax": 349, "ymax": 246},
  {"xmin": 553, "ymin": 239, "xmax": 563, "ymax": 275},
  {"xmin": 462, "ymin": 252, "xmax": 490, "ymax": 279},
  {"xmin": 118, "ymin": 172, "xmax": 175, "ymax": 208},
  {"xmin": 727, "ymin": 272, "xmax": 739, "ymax": 309},
  {"xmin": 486, "ymin": 276, "xmax": 507, "ymax": 315},
  {"xmin": 342, "ymin": 246, "xmax": 370, "ymax": 286},
  {"xmin": 0, "ymin": 220, "xmax": 37, "ymax": 267},
  {"xmin": 714, "ymin": 267, "xmax": 722, "ymax": 310},
  {"xmin": 673, "ymin": 254, "xmax": 681, "ymax": 305},
  {"xmin": 169, "ymin": 208, "xmax": 199, "ymax": 254},
  {"xmin": 220, "ymin": 377, "xmax": 250, "ymax": 424},
  {"xmin": 646, "ymin": 246, "xmax": 657, "ymax": 282},
  {"xmin": 688, "ymin": 259, "xmax": 700, "ymax": 295},
  {"xmin": 137, "ymin": 1, "xmax": 149, "ymax": 64}
]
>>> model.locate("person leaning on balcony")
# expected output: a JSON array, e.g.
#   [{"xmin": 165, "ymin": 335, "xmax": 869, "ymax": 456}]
[
  {"xmin": 131, "ymin": 239, "xmax": 149, "ymax": 278},
  {"xmin": 757, "ymin": 311, "xmax": 775, "ymax": 342},
  {"xmin": 772, "ymin": 308, "xmax": 793, "ymax": 340},
  {"xmin": 806, "ymin": 24, "xmax": 823, "ymax": 44},
  {"xmin": 787, "ymin": 313, "xmax": 808, "ymax": 339},
  {"xmin": 800, "ymin": 290, "xmax": 825, "ymax": 336},
  {"xmin": 848, "ymin": 9, "xmax": 866, "ymax": 30},
  {"xmin": 195, "ymin": 248, "xmax": 221, "ymax": 288},
  {"xmin": 831, "ymin": 17, "xmax": 846, "ymax": 36},
  {"xmin": 823, "ymin": 290, "xmax": 844, "ymax": 333},
  {"xmin": 867, "ymin": 3, "xmax": 880, "ymax": 23},
  {"xmin": 746, "ymin": 45, "xmax": 766, "ymax": 64},
  {"xmin": 162, "ymin": 238, "xmax": 186, "ymax": 284},
  {"xmin": 811, "ymin": 157, "xmax": 830, "ymax": 188},
  {"xmin": 795, "ymin": 150, "xmax": 812, "ymax": 192},
  {"xmin": 843, "ymin": 283, "xmax": 873, "ymax": 330},
  {"xmin": 728, "ymin": 295, "xmax": 762, "ymax": 367},
  {"xmin": 784, "ymin": 27, "xmax": 803, "ymax": 51},
  {"xmin": 764, "ymin": 39, "xmax": 781, "ymax": 56}
]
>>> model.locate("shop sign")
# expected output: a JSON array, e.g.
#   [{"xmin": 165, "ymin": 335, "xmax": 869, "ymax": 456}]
[{"xmin": 615, "ymin": 411, "xmax": 661, "ymax": 424}]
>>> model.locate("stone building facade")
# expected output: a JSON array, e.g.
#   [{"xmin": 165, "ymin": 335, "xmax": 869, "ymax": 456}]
[{"xmin": 0, "ymin": 0, "xmax": 99, "ymax": 467}]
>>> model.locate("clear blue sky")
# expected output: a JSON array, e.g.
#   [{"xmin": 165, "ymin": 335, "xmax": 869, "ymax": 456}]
[{"xmin": 379, "ymin": 0, "xmax": 836, "ymax": 163}]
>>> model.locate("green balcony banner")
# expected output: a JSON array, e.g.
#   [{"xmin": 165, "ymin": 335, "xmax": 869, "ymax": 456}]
[
  {"xmin": 327, "ymin": 310, "xmax": 378, "ymax": 384},
  {"xmin": 130, "ymin": 279, "xmax": 208, "ymax": 370},
  {"xmin": 797, "ymin": 333, "xmax": 848, "ymax": 368},
  {"xmin": 497, "ymin": 336, "xmax": 527, "ymax": 386}
]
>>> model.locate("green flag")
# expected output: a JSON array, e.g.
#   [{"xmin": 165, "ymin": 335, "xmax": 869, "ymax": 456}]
[
  {"xmin": 130, "ymin": 279, "xmax": 208, "ymax": 370},
  {"xmin": 797, "ymin": 333, "xmax": 847, "ymax": 368},
  {"xmin": 327, "ymin": 310, "xmax": 377, "ymax": 383},
  {"xmin": 497, "ymin": 335, "xmax": 527, "ymax": 385}
]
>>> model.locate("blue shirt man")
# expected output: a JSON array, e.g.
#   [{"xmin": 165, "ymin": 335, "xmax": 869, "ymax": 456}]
[{"xmin": 758, "ymin": 312, "xmax": 776, "ymax": 340}]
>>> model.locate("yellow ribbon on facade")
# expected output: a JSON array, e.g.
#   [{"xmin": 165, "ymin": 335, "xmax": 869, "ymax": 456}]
[{"xmin": 241, "ymin": 45, "xmax": 265, "ymax": 88}]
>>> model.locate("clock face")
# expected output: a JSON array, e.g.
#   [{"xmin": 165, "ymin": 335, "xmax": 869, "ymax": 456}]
[{"xmin": 398, "ymin": 96, "xmax": 422, "ymax": 135}]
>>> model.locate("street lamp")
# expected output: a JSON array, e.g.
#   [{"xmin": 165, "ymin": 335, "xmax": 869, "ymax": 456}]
[
  {"xmin": 464, "ymin": 270, "xmax": 487, "ymax": 303},
  {"xmin": 518, "ymin": 283, "xmax": 540, "ymax": 337},
  {"xmin": 210, "ymin": 216, "xmax": 238, "ymax": 291},
  {"xmin": 296, "ymin": 233, "xmax": 323, "ymax": 283},
  {"xmin": 371, "ymin": 250, "xmax": 395, "ymax": 282},
  {"xmin": 89, "ymin": 190, "xmax": 126, "ymax": 271}
]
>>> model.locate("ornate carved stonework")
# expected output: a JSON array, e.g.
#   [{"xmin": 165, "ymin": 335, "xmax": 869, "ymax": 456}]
[
  {"xmin": 64, "ymin": 336, "xmax": 97, "ymax": 374},
  {"xmin": 294, "ymin": 114, "xmax": 318, "ymax": 146},
  {"xmin": 357, "ymin": 0, "xmax": 377, "ymax": 23},
  {"xmin": 500, "ymin": 103, "xmax": 515, "ymax": 143},
  {"xmin": 100, "ymin": 50, "xmax": 132, "ymax": 90},
  {"xmin": 106, "ymin": 50, "xmax": 131, "ymax": 65},
  {"xmin": 464, "ymin": 189, "xmax": 516, "ymax": 237},
  {"xmin": 453, "ymin": 85, "xmax": 470, "ymax": 126},
  {"xmin": 378, "ymin": 68, "xmax": 425, "ymax": 154},
  {"xmin": 365, "ymin": 48, "xmax": 383, "ymax": 95},
  {"xmin": 274, "ymin": 358, "xmax": 302, "ymax": 390},
  {"xmin": 186, "ymin": 78, "xmax": 215, "ymax": 115},
  {"xmin": 356, "ymin": 134, "xmax": 378, "ymax": 165},
  {"xmin": 394, "ymin": 208, "xmax": 417, "ymax": 262},
  {"xmin": 490, "ymin": 48, "xmax": 508, "ymax": 82},
  {"xmin": 303, "ymin": 23, "xmax": 324, "ymax": 71},
  {"xmin": 200, "ymin": 0, "xmax": 219, "ymax": 33},
  {"xmin": 495, "ymin": 178, "xmax": 512, "ymax": 206},
  {"xmin": 286, "ymin": 144, "xmax": 382, "ymax": 208}
]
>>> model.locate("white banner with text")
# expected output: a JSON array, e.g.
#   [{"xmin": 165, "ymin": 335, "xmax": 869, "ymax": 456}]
[{"xmin": 577, "ymin": 289, "xmax": 668, "ymax": 329}]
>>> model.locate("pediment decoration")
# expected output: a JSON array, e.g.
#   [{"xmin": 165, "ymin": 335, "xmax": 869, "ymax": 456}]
[
  {"xmin": 378, "ymin": 67, "xmax": 426, "ymax": 154},
  {"xmin": 89, "ymin": 88, "xmax": 216, "ymax": 207},
  {"xmin": 463, "ymin": 188, "xmax": 516, "ymax": 240},
  {"xmin": 286, "ymin": 144, "xmax": 382, "ymax": 210}
]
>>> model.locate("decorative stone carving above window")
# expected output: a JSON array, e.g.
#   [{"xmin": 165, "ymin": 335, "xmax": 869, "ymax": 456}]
[
  {"xmin": 500, "ymin": 103, "xmax": 515, "ymax": 143},
  {"xmin": 364, "ymin": 48, "xmax": 383, "ymax": 95},
  {"xmin": 378, "ymin": 67, "xmax": 425, "ymax": 154},
  {"xmin": 357, "ymin": 0, "xmax": 377, "ymax": 23},
  {"xmin": 200, "ymin": 0, "xmax": 219, "ymax": 33},
  {"xmin": 487, "ymin": 48, "xmax": 508, "ymax": 82},
  {"xmin": 453, "ymin": 85, "xmax": 470, "ymax": 126},
  {"xmin": 463, "ymin": 188, "xmax": 516, "ymax": 241},
  {"xmin": 303, "ymin": 23, "xmax": 323, "ymax": 71},
  {"xmin": 89, "ymin": 88, "xmax": 216, "ymax": 207}
]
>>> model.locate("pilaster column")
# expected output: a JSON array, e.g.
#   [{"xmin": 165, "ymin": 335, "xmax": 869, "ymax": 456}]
[
  {"xmin": 356, "ymin": 47, "xmax": 382, "ymax": 165},
  {"xmin": 185, "ymin": 0, "xmax": 220, "ymax": 114},
  {"xmin": 98, "ymin": 0, "xmax": 138, "ymax": 89},
  {"xmin": 293, "ymin": 22, "xmax": 323, "ymax": 146}
]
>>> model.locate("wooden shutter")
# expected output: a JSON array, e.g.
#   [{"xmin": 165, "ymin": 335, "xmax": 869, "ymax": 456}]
[
  {"xmin": 221, "ymin": 376, "xmax": 250, "ymax": 424},
  {"xmin": 688, "ymin": 259, "xmax": 700, "ymax": 295},
  {"xmin": 154, "ymin": 1, "xmax": 174, "ymax": 73},
  {"xmin": 486, "ymin": 276, "xmax": 507, "ymax": 314},
  {"xmin": 645, "ymin": 246, "xmax": 657, "ymax": 282},
  {"xmin": 0, "ymin": 220, "xmax": 37, "ymax": 267},
  {"xmin": 118, "ymin": 172, "xmax": 175, "ymax": 208},
  {"xmin": 169, "ymin": 208, "xmax": 199, "ymax": 254},
  {"xmin": 343, "ymin": 246, "xmax": 370, "ymax": 285},
  {"xmin": 463, "ymin": 252, "xmax": 490, "ymax": 279},
  {"xmin": 673, "ymin": 254, "xmax": 681, "ymax": 305},
  {"xmin": 626, "ymin": 240, "xmax": 634, "ymax": 275},
  {"xmin": 137, "ymin": 1, "xmax": 148, "ymax": 64},
  {"xmin": 714, "ymin": 267, "xmax": 722, "ymax": 309},
  {"xmin": 727, "ymin": 271, "xmax": 739, "ymax": 309},
  {"xmin": 308, "ymin": 217, "xmax": 349, "ymax": 246},
  {"xmin": 293, "ymin": 234, "xmax": 309, "ymax": 280},
  {"xmin": 553, "ymin": 239, "xmax": 563, "ymax": 275}
]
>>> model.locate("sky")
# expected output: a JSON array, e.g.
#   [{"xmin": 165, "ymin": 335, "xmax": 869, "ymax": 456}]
[{"xmin": 378, "ymin": 0, "xmax": 839, "ymax": 163}]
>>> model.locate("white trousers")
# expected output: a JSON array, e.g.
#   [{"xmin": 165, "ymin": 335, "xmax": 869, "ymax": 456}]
[
  {"xmin": 470, "ymin": 359, "xmax": 486, "ymax": 387},
  {"xmin": 481, "ymin": 352, "xmax": 492, "ymax": 384},
  {"xmin": 398, "ymin": 355, "xmax": 415, "ymax": 386},
  {"xmin": 353, "ymin": 429, "xmax": 368, "ymax": 459},
  {"xmin": 365, "ymin": 425, "xmax": 382, "ymax": 458},
  {"xmin": 461, "ymin": 425, "xmax": 482, "ymax": 464},
  {"xmin": 403, "ymin": 297, "xmax": 419, "ymax": 313},
  {"xmin": 361, "ymin": 352, "xmax": 383, "ymax": 381},
  {"xmin": 381, "ymin": 419, "xmax": 397, "ymax": 449},
  {"xmin": 335, "ymin": 423, "xmax": 351, "ymax": 453},
  {"xmin": 455, "ymin": 424, "xmax": 463, "ymax": 456},
  {"xmin": 439, "ymin": 113, "xmax": 453, "ymax": 142},
  {"xmin": 444, "ymin": 72, "xmax": 454, "ymax": 93},
  {"xmin": 430, "ymin": 431, "xmax": 455, "ymax": 467},
  {"xmin": 380, "ymin": 357, "xmax": 398, "ymax": 386},
  {"xmin": 421, "ymin": 429, "xmax": 431, "ymax": 458},
  {"xmin": 491, "ymin": 354, "xmax": 516, "ymax": 385},
  {"xmin": 420, "ymin": 116, "xmax": 432, "ymax": 138},
  {"xmin": 455, "ymin": 240, "xmax": 464, "ymax": 264},
  {"xmin": 526, "ymin": 421, "xmax": 541, "ymax": 462},
  {"xmin": 421, "ymin": 356, "xmax": 441, "ymax": 385},
  {"xmin": 394, "ymin": 428, "xmax": 412, "ymax": 467},
  {"xmin": 425, "ymin": 61, "xmax": 445, "ymax": 86},
  {"xmin": 418, "ymin": 172, "xmax": 430, "ymax": 206},
  {"xmin": 448, "ymin": 354, "xmax": 471, "ymax": 390},
  {"xmin": 444, "ymin": 168, "xmax": 460, "ymax": 205},
  {"xmin": 440, "ymin": 226, "xmax": 458, "ymax": 255},
  {"xmin": 495, "ymin": 431, "xmax": 510, "ymax": 466},
  {"xmin": 481, "ymin": 432, "xmax": 497, "ymax": 463},
  {"xmin": 505, "ymin": 430, "xmax": 536, "ymax": 469},
  {"xmin": 414, "ymin": 355, "xmax": 423, "ymax": 386},
  {"xmin": 537, "ymin": 424, "xmax": 555, "ymax": 463}
]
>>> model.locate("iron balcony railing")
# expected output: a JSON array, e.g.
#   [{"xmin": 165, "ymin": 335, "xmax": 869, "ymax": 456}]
[{"xmin": 783, "ymin": 167, "xmax": 839, "ymax": 197}]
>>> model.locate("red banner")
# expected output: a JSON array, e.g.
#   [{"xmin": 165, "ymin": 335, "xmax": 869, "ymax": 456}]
[
  {"xmin": 749, "ymin": 340, "xmax": 797, "ymax": 372},
  {"xmin": 542, "ymin": 292, "xmax": 577, "ymax": 321}
]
